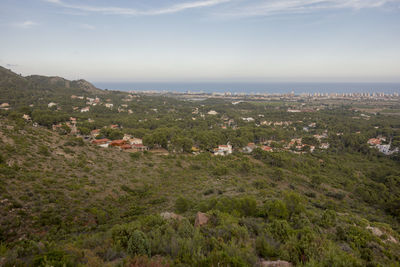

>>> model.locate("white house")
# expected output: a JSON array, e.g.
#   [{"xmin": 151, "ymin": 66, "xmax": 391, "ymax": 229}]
[
  {"xmin": 129, "ymin": 138, "xmax": 143, "ymax": 145},
  {"xmin": 0, "ymin": 103, "xmax": 10, "ymax": 110},
  {"xmin": 81, "ymin": 107, "xmax": 90, "ymax": 113},
  {"xmin": 320, "ymin": 143, "xmax": 330, "ymax": 149},
  {"xmin": 376, "ymin": 144, "xmax": 398, "ymax": 155},
  {"xmin": 22, "ymin": 114, "xmax": 31, "ymax": 121},
  {"xmin": 242, "ymin": 117, "xmax": 255, "ymax": 122},
  {"xmin": 243, "ymin": 143, "xmax": 256, "ymax": 153},
  {"xmin": 214, "ymin": 144, "xmax": 232, "ymax": 156}
]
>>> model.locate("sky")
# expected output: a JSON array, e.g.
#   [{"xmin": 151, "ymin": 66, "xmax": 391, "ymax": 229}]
[{"xmin": 0, "ymin": 0, "xmax": 400, "ymax": 83}]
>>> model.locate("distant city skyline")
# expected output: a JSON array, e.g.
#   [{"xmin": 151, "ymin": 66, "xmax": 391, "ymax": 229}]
[{"xmin": 1, "ymin": 0, "xmax": 400, "ymax": 83}]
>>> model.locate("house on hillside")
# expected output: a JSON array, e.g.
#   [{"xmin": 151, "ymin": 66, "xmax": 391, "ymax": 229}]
[
  {"xmin": 320, "ymin": 143, "xmax": 330, "ymax": 149},
  {"xmin": 368, "ymin": 138, "xmax": 381, "ymax": 146},
  {"xmin": 192, "ymin": 146, "xmax": 200, "ymax": 154},
  {"xmin": 262, "ymin": 146, "xmax": 273, "ymax": 152},
  {"xmin": 375, "ymin": 142, "xmax": 399, "ymax": 155},
  {"xmin": 0, "ymin": 103, "xmax": 10, "ymax": 110},
  {"xmin": 289, "ymin": 138, "xmax": 302, "ymax": 147},
  {"xmin": 110, "ymin": 140, "xmax": 126, "ymax": 147},
  {"xmin": 214, "ymin": 144, "xmax": 232, "ymax": 156},
  {"xmin": 81, "ymin": 107, "xmax": 90, "ymax": 113},
  {"xmin": 207, "ymin": 110, "xmax": 218, "ymax": 115},
  {"xmin": 260, "ymin": 121, "xmax": 271, "ymax": 126},
  {"xmin": 91, "ymin": 129, "xmax": 100, "ymax": 138},
  {"xmin": 243, "ymin": 143, "xmax": 257, "ymax": 153},
  {"xmin": 48, "ymin": 102, "xmax": 57, "ymax": 108},
  {"xmin": 314, "ymin": 133, "xmax": 328, "ymax": 141},
  {"xmin": 105, "ymin": 103, "xmax": 114, "ymax": 109},
  {"xmin": 121, "ymin": 144, "xmax": 132, "ymax": 150},
  {"xmin": 123, "ymin": 134, "xmax": 132, "ymax": 141},
  {"xmin": 92, "ymin": 138, "xmax": 110, "ymax": 148},
  {"xmin": 22, "ymin": 114, "xmax": 31, "ymax": 121},
  {"xmin": 242, "ymin": 117, "xmax": 255, "ymax": 122},
  {"xmin": 129, "ymin": 138, "xmax": 143, "ymax": 145}
]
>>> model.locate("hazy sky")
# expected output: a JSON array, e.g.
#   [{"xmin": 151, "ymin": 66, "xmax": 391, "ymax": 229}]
[{"xmin": 0, "ymin": 0, "xmax": 400, "ymax": 82}]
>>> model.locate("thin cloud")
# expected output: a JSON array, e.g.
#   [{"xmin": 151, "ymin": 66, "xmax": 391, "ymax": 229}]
[
  {"xmin": 15, "ymin": 20, "xmax": 38, "ymax": 28},
  {"xmin": 215, "ymin": 0, "xmax": 399, "ymax": 18},
  {"xmin": 44, "ymin": 0, "xmax": 230, "ymax": 16}
]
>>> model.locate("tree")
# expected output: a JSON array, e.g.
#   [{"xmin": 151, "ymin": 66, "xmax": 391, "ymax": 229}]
[
  {"xmin": 127, "ymin": 230, "xmax": 151, "ymax": 256},
  {"xmin": 284, "ymin": 192, "xmax": 304, "ymax": 217},
  {"xmin": 262, "ymin": 200, "xmax": 289, "ymax": 220}
]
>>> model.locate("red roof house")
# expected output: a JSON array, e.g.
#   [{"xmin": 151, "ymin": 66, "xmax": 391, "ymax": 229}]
[
  {"xmin": 110, "ymin": 140, "xmax": 126, "ymax": 147},
  {"xmin": 262, "ymin": 146, "xmax": 273, "ymax": 152},
  {"xmin": 92, "ymin": 138, "xmax": 110, "ymax": 145}
]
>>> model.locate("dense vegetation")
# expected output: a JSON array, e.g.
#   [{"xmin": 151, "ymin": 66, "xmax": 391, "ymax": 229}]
[{"xmin": 1, "ymin": 66, "xmax": 400, "ymax": 266}]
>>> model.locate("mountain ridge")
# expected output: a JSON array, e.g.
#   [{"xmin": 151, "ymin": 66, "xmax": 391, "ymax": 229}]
[{"xmin": 0, "ymin": 66, "xmax": 104, "ymax": 95}]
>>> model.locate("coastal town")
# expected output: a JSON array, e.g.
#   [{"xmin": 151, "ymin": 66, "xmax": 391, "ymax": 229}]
[{"xmin": 2, "ymin": 89, "xmax": 398, "ymax": 158}]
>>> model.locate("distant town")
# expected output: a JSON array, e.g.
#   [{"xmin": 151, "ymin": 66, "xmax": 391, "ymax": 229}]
[{"xmin": 130, "ymin": 90, "xmax": 400, "ymax": 101}]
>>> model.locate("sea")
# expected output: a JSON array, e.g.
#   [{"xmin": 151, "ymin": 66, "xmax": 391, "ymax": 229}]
[{"xmin": 93, "ymin": 82, "xmax": 400, "ymax": 95}]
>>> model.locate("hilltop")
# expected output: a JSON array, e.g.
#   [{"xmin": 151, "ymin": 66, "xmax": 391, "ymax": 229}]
[{"xmin": 0, "ymin": 66, "xmax": 104, "ymax": 107}]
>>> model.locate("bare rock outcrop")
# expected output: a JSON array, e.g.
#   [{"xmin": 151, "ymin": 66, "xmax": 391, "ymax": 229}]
[
  {"xmin": 366, "ymin": 226, "xmax": 398, "ymax": 244},
  {"xmin": 194, "ymin": 212, "xmax": 209, "ymax": 227}
]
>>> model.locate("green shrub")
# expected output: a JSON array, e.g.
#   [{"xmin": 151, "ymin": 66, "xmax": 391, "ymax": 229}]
[
  {"xmin": 175, "ymin": 196, "xmax": 191, "ymax": 214},
  {"xmin": 252, "ymin": 179, "xmax": 268, "ymax": 189},
  {"xmin": 311, "ymin": 175, "xmax": 323, "ymax": 187},
  {"xmin": 284, "ymin": 192, "xmax": 305, "ymax": 217},
  {"xmin": 319, "ymin": 210, "xmax": 336, "ymax": 228},
  {"xmin": 256, "ymin": 235, "xmax": 280, "ymax": 259},
  {"xmin": 282, "ymin": 227, "xmax": 321, "ymax": 264},
  {"xmin": 213, "ymin": 165, "xmax": 228, "ymax": 176},
  {"xmin": 240, "ymin": 197, "xmax": 258, "ymax": 217},
  {"xmin": 269, "ymin": 220, "xmax": 292, "ymax": 242},
  {"xmin": 127, "ymin": 230, "xmax": 151, "ymax": 256},
  {"xmin": 33, "ymin": 249, "xmax": 76, "ymax": 267},
  {"xmin": 326, "ymin": 191, "xmax": 345, "ymax": 200},
  {"xmin": 261, "ymin": 199, "xmax": 289, "ymax": 220}
]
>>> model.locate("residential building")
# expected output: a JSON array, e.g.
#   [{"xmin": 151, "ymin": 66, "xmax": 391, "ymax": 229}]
[{"xmin": 214, "ymin": 144, "xmax": 232, "ymax": 156}]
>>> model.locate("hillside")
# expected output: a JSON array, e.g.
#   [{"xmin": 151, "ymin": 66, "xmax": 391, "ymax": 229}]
[
  {"xmin": 1, "ymin": 67, "xmax": 400, "ymax": 266},
  {"xmin": 1, "ymin": 116, "xmax": 400, "ymax": 266},
  {"xmin": 0, "ymin": 66, "xmax": 104, "ymax": 107}
]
